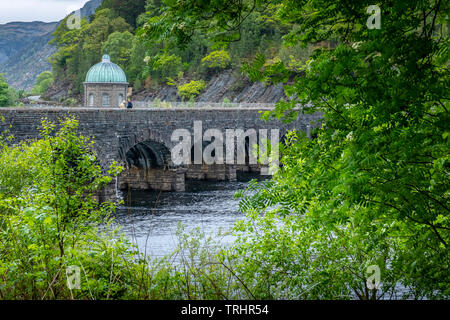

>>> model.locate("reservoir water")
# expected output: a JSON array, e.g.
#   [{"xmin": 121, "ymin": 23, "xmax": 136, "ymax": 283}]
[{"xmin": 113, "ymin": 173, "xmax": 260, "ymax": 258}]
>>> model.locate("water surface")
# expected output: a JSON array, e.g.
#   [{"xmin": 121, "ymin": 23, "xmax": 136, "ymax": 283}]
[{"xmin": 114, "ymin": 173, "xmax": 260, "ymax": 258}]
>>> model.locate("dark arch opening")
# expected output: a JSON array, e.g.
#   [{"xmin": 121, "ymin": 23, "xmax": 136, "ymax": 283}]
[{"xmin": 125, "ymin": 140, "xmax": 171, "ymax": 169}]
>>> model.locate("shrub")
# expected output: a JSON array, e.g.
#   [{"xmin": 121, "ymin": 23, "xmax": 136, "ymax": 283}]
[
  {"xmin": 0, "ymin": 117, "xmax": 135, "ymax": 299},
  {"xmin": 222, "ymin": 97, "xmax": 233, "ymax": 107},
  {"xmin": 64, "ymin": 98, "xmax": 78, "ymax": 106},
  {"xmin": 177, "ymin": 80, "xmax": 206, "ymax": 101},
  {"xmin": 0, "ymin": 75, "xmax": 18, "ymax": 107},
  {"xmin": 30, "ymin": 71, "xmax": 54, "ymax": 96},
  {"xmin": 201, "ymin": 50, "xmax": 231, "ymax": 69}
]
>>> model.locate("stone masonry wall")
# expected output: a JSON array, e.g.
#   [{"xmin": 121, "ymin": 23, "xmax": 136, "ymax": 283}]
[
  {"xmin": 84, "ymin": 83, "xmax": 128, "ymax": 108},
  {"xmin": 0, "ymin": 107, "xmax": 322, "ymax": 196},
  {"xmin": 185, "ymin": 164, "xmax": 237, "ymax": 181},
  {"xmin": 119, "ymin": 167, "xmax": 186, "ymax": 192}
]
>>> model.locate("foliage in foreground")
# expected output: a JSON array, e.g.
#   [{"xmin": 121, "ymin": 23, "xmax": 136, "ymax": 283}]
[
  {"xmin": 143, "ymin": 0, "xmax": 449, "ymax": 299},
  {"xmin": 0, "ymin": 118, "xmax": 130, "ymax": 298},
  {"xmin": 0, "ymin": 115, "xmax": 447, "ymax": 299},
  {"xmin": 0, "ymin": 118, "xmax": 307, "ymax": 300},
  {"xmin": 2, "ymin": 0, "xmax": 449, "ymax": 299}
]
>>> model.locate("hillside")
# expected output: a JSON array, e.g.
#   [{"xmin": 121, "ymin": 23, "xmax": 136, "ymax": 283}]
[
  {"xmin": 43, "ymin": 0, "xmax": 311, "ymax": 105},
  {"xmin": 0, "ymin": 21, "xmax": 58, "ymax": 90},
  {"xmin": 0, "ymin": 0, "xmax": 102, "ymax": 91},
  {"xmin": 131, "ymin": 70, "xmax": 285, "ymax": 103}
]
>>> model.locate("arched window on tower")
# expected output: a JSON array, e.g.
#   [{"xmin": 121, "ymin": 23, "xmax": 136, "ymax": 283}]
[
  {"xmin": 118, "ymin": 94, "xmax": 124, "ymax": 107},
  {"xmin": 89, "ymin": 93, "xmax": 94, "ymax": 107},
  {"xmin": 102, "ymin": 93, "xmax": 110, "ymax": 107}
]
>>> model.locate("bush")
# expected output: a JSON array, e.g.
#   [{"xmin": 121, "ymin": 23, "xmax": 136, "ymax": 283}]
[
  {"xmin": 64, "ymin": 98, "xmax": 78, "ymax": 106},
  {"xmin": 201, "ymin": 50, "xmax": 231, "ymax": 69},
  {"xmin": 0, "ymin": 118, "xmax": 135, "ymax": 299},
  {"xmin": 0, "ymin": 75, "xmax": 18, "ymax": 107},
  {"xmin": 30, "ymin": 71, "xmax": 54, "ymax": 96},
  {"xmin": 177, "ymin": 80, "xmax": 206, "ymax": 101},
  {"xmin": 152, "ymin": 53, "xmax": 183, "ymax": 79},
  {"xmin": 222, "ymin": 97, "xmax": 233, "ymax": 107}
]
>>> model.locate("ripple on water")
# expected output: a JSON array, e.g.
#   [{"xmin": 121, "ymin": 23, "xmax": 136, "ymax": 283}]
[{"xmin": 113, "ymin": 174, "xmax": 262, "ymax": 258}]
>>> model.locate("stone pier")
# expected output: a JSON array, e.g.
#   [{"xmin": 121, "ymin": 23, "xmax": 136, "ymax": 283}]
[
  {"xmin": 119, "ymin": 167, "xmax": 187, "ymax": 192},
  {"xmin": 185, "ymin": 164, "xmax": 237, "ymax": 181}
]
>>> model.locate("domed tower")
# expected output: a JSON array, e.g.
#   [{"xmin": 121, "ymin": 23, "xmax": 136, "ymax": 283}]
[{"xmin": 84, "ymin": 54, "xmax": 128, "ymax": 107}]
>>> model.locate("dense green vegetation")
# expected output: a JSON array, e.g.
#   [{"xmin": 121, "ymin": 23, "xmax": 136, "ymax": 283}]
[
  {"xmin": 0, "ymin": 118, "xmax": 129, "ymax": 298},
  {"xmin": 177, "ymin": 80, "xmax": 206, "ymax": 101},
  {"xmin": 49, "ymin": 8, "xmax": 132, "ymax": 95},
  {"xmin": 0, "ymin": 75, "xmax": 9, "ymax": 106},
  {"xmin": 47, "ymin": 0, "xmax": 310, "ymax": 97},
  {"xmin": 0, "ymin": 74, "xmax": 21, "ymax": 107},
  {"xmin": 98, "ymin": 0, "xmax": 147, "ymax": 29},
  {"xmin": 0, "ymin": 118, "xmax": 341, "ymax": 299},
  {"xmin": 30, "ymin": 71, "xmax": 54, "ymax": 96}
]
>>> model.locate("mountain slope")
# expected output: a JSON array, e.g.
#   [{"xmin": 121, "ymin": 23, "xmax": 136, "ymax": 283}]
[
  {"xmin": 0, "ymin": 22, "xmax": 58, "ymax": 90},
  {"xmin": 0, "ymin": 0, "xmax": 102, "ymax": 91}
]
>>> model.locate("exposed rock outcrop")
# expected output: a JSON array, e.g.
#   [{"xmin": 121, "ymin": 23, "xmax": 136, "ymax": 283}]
[{"xmin": 133, "ymin": 70, "xmax": 286, "ymax": 103}]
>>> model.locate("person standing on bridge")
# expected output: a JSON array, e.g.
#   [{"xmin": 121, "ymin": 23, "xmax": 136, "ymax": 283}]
[{"xmin": 127, "ymin": 98, "xmax": 133, "ymax": 109}]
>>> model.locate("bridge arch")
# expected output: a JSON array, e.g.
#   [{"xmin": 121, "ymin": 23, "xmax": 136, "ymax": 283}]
[
  {"xmin": 125, "ymin": 141, "xmax": 171, "ymax": 169},
  {"xmin": 118, "ymin": 130, "xmax": 174, "ymax": 169}
]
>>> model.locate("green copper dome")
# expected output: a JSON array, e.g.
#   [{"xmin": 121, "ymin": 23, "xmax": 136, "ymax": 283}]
[{"xmin": 85, "ymin": 55, "xmax": 127, "ymax": 83}]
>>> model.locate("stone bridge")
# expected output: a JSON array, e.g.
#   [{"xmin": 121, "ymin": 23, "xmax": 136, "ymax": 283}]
[{"xmin": 0, "ymin": 107, "xmax": 321, "ymax": 197}]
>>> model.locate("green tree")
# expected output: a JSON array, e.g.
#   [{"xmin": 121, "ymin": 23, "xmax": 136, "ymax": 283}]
[
  {"xmin": 144, "ymin": 0, "xmax": 450, "ymax": 299},
  {"xmin": 6, "ymin": 87, "xmax": 19, "ymax": 106},
  {"xmin": 31, "ymin": 71, "xmax": 54, "ymax": 95},
  {"xmin": 0, "ymin": 75, "xmax": 9, "ymax": 107},
  {"xmin": 99, "ymin": 0, "xmax": 147, "ymax": 29},
  {"xmin": 138, "ymin": 1, "xmax": 308, "ymax": 85},
  {"xmin": 49, "ymin": 9, "xmax": 132, "ymax": 94},
  {"xmin": 102, "ymin": 31, "xmax": 134, "ymax": 70},
  {"xmin": 151, "ymin": 52, "xmax": 183, "ymax": 79},
  {"xmin": 0, "ymin": 74, "xmax": 18, "ymax": 107},
  {"xmin": 128, "ymin": 36, "xmax": 147, "ymax": 87}
]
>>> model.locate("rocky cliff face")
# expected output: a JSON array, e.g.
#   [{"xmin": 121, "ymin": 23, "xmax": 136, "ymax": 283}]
[
  {"xmin": 0, "ymin": 0, "xmax": 102, "ymax": 91},
  {"xmin": 133, "ymin": 70, "xmax": 286, "ymax": 103},
  {"xmin": 78, "ymin": 0, "xmax": 103, "ymax": 18}
]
